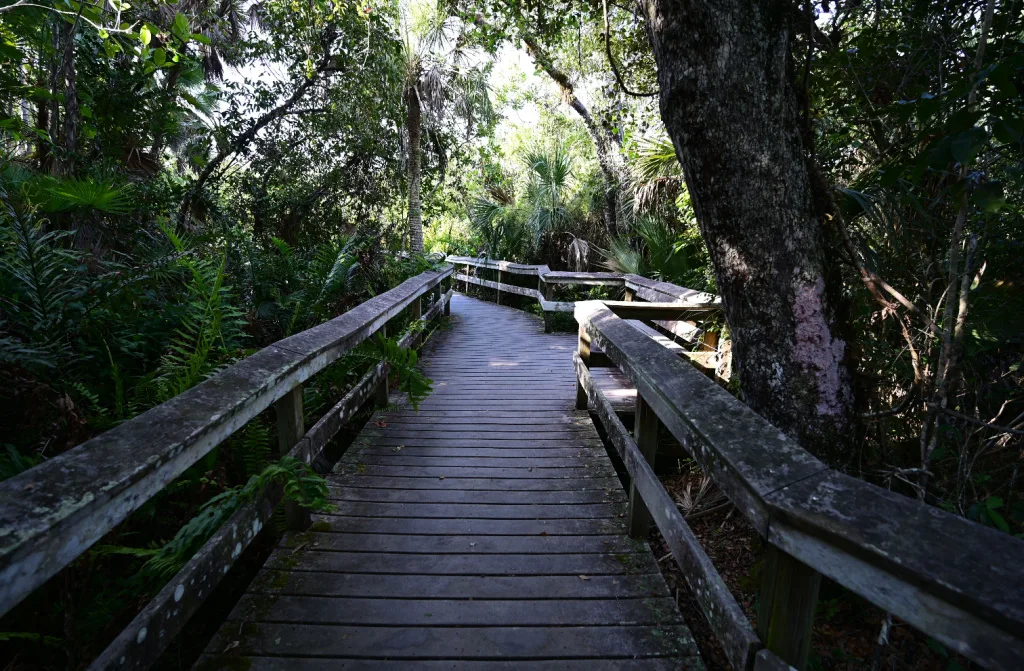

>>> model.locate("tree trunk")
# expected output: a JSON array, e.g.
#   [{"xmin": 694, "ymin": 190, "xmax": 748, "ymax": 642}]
[
  {"xmin": 640, "ymin": 0, "xmax": 856, "ymax": 453},
  {"xmin": 521, "ymin": 34, "xmax": 626, "ymax": 236},
  {"xmin": 406, "ymin": 83, "xmax": 425, "ymax": 254},
  {"xmin": 149, "ymin": 64, "xmax": 183, "ymax": 162},
  {"xmin": 57, "ymin": 19, "xmax": 78, "ymax": 177}
]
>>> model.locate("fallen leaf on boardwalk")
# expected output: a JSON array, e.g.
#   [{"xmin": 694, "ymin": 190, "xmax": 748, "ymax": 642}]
[
  {"xmin": 224, "ymin": 641, "xmax": 239, "ymax": 653},
  {"xmin": 376, "ymin": 421, "xmax": 387, "ymax": 428},
  {"xmin": 469, "ymin": 542, "xmax": 476, "ymax": 547},
  {"xmin": 392, "ymin": 445, "xmax": 403, "ymax": 452},
  {"xmin": 439, "ymin": 476, "xmax": 445, "ymax": 480},
  {"xmin": 539, "ymin": 531, "xmax": 548, "ymax": 536},
  {"xmin": 578, "ymin": 575, "xmax": 591, "ymax": 580}
]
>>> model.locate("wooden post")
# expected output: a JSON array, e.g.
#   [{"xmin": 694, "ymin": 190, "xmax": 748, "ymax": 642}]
[
  {"xmin": 443, "ymin": 277, "xmax": 451, "ymax": 316},
  {"xmin": 757, "ymin": 544, "xmax": 821, "ymax": 670},
  {"xmin": 411, "ymin": 294, "xmax": 422, "ymax": 321},
  {"xmin": 373, "ymin": 326, "xmax": 389, "ymax": 408},
  {"xmin": 497, "ymin": 269, "xmax": 503, "ymax": 305},
  {"xmin": 702, "ymin": 328, "xmax": 720, "ymax": 353},
  {"xmin": 542, "ymin": 280, "xmax": 555, "ymax": 333},
  {"xmin": 624, "ymin": 287, "xmax": 634, "ymax": 302},
  {"xmin": 575, "ymin": 323, "xmax": 591, "ymax": 410},
  {"xmin": 275, "ymin": 385, "xmax": 310, "ymax": 531},
  {"xmin": 627, "ymin": 395, "xmax": 659, "ymax": 538},
  {"xmin": 465, "ymin": 264, "xmax": 470, "ymax": 293}
]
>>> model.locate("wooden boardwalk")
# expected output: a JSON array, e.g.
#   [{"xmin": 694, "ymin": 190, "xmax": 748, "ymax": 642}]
[{"xmin": 200, "ymin": 294, "xmax": 698, "ymax": 669}]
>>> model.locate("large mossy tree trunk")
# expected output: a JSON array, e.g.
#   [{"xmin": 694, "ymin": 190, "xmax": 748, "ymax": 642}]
[
  {"xmin": 640, "ymin": 0, "xmax": 856, "ymax": 453},
  {"xmin": 405, "ymin": 84, "xmax": 425, "ymax": 255}
]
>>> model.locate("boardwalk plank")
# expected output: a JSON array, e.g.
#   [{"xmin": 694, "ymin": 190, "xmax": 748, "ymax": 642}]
[
  {"xmin": 204, "ymin": 622, "xmax": 698, "ymax": 659},
  {"xmin": 199, "ymin": 294, "xmax": 694, "ymax": 669},
  {"xmin": 227, "ymin": 595, "xmax": 684, "ymax": 626},
  {"xmin": 280, "ymin": 532, "xmax": 639, "ymax": 554},
  {"xmin": 198, "ymin": 658, "xmax": 697, "ymax": 671},
  {"xmin": 249, "ymin": 571, "xmax": 672, "ymax": 599}
]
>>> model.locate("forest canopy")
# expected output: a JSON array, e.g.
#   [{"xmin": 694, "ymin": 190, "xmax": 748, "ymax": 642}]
[{"xmin": 0, "ymin": 0, "xmax": 1021, "ymax": 667}]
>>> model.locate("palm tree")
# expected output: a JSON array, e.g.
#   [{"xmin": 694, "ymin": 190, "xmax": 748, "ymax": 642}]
[
  {"xmin": 523, "ymin": 144, "xmax": 574, "ymax": 241},
  {"xmin": 399, "ymin": 0, "xmax": 491, "ymax": 253}
]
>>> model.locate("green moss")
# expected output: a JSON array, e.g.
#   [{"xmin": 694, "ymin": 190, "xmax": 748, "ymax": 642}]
[
  {"xmin": 269, "ymin": 570, "xmax": 290, "ymax": 590},
  {"xmin": 309, "ymin": 520, "xmax": 331, "ymax": 532}
]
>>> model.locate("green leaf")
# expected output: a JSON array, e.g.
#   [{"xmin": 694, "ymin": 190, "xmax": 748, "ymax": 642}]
[
  {"xmin": 172, "ymin": 13, "xmax": 190, "ymax": 41},
  {"xmin": 951, "ymin": 127, "xmax": 986, "ymax": 165},
  {"xmin": 972, "ymin": 181, "xmax": 1005, "ymax": 213},
  {"xmin": 153, "ymin": 48, "xmax": 166, "ymax": 67},
  {"xmin": 993, "ymin": 116, "xmax": 1023, "ymax": 147},
  {"xmin": 986, "ymin": 507, "xmax": 1010, "ymax": 533},
  {"xmin": 190, "ymin": 33, "xmax": 211, "ymax": 45},
  {"xmin": 139, "ymin": 25, "xmax": 152, "ymax": 46},
  {"xmin": 926, "ymin": 638, "xmax": 949, "ymax": 658}
]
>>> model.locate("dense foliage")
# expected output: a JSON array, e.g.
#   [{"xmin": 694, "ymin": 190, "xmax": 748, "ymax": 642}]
[{"xmin": 0, "ymin": 0, "xmax": 1021, "ymax": 667}]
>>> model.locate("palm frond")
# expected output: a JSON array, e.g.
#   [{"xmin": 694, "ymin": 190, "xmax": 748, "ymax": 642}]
[{"xmin": 25, "ymin": 177, "xmax": 133, "ymax": 215}]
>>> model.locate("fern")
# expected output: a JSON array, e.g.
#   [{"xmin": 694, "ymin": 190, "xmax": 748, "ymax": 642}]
[
  {"xmin": 241, "ymin": 419, "xmax": 272, "ymax": 478},
  {"xmin": 70, "ymin": 382, "xmax": 109, "ymax": 419},
  {"xmin": 0, "ymin": 631, "xmax": 63, "ymax": 648},
  {"xmin": 135, "ymin": 456, "xmax": 331, "ymax": 580},
  {"xmin": 151, "ymin": 222, "xmax": 245, "ymax": 402},
  {"xmin": 0, "ymin": 444, "xmax": 42, "ymax": 481},
  {"xmin": 0, "ymin": 186, "xmax": 82, "ymax": 353},
  {"xmin": 347, "ymin": 333, "xmax": 433, "ymax": 410},
  {"xmin": 0, "ymin": 328, "xmax": 56, "ymax": 369}
]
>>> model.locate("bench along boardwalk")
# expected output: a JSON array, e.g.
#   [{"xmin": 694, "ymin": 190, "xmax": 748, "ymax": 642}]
[{"xmin": 198, "ymin": 294, "xmax": 700, "ymax": 668}]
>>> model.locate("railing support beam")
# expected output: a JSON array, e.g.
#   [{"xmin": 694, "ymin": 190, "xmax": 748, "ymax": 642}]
[
  {"xmin": 627, "ymin": 395, "xmax": 659, "ymax": 538},
  {"xmin": 542, "ymin": 280, "xmax": 555, "ymax": 333},
  {"xmin": 575, "ymin": 324, "xmax": 591, "ymax": 410},
  {"xmin": 275, "ymin": 384, "xmax": 310, "ymax": 531},
  {"xmin": 373, "ymin": 326, "xmax": 389, "ymax": 408},
  {"xmin": 757, "ymin": 544, "xmax": 821, "ymax": 670}
]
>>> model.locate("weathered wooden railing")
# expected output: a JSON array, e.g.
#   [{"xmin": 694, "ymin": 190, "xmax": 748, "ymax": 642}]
[
  {"xmin": 0, "ymin": 265, "xmax": 454, "ymax": 670},
  {"xmin": 448, "ymin": 255, "xmax": 717, "ymax": 325},
  {"xmin": 572, "ymin": 299, "xmax": 1024, "ymax": 671},
  {"xmin": 447, "ymin": 255, "xmax": 725, "ymax": 378}
]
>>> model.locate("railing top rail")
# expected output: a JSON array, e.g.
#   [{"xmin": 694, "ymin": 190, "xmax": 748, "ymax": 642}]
[
  {"xmin": 574, "ymin": 300, "xmax": 1024, "ymax": 670},
  {"xmin": 0, "ymin": 266, "xmax": 453, "ymax": 618},
  {"xmin": 447, "ymin": 256, "xmax": 544, "ymax": 275},
  {"xmin": 447, "ymin": 256, "xmax": 722, "ymax": 304},
  {"xmin": 624, "ymin": 274, "xmax": 719, "ymax": 304}
]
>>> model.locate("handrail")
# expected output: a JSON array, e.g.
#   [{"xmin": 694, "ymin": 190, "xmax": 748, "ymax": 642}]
[
  {"xmin": 447, "ymin": 255, "xmax": 720, "ymax": 340},
  {"xmin": 573, "ymin": 300, "xmax": 1024, "ymax": 671},
  {"xmin": 0, "ymin": 266, "xmax": 453, "ymax": 627}
]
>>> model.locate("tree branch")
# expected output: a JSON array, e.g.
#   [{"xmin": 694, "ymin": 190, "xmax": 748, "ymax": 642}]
[
  {"xmin": 602, "ymin": 0, "xmax": 658, "ymax": 98},
  {"xmin": 177, "ymin": 30, "xmax": 339, "ymax": 226}
]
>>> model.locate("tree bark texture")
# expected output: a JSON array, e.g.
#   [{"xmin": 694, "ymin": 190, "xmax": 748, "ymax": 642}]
[
  {"xmin": 406, "ymin": 83, "xmax": 425, "ymax": 254},
  {"xmin": 640, "ymin": 0, "xmax": 856, "ymax": 452},
  {"xmin": 57, "ymin": 19, "xmax": 78, "ymax": 177}
]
